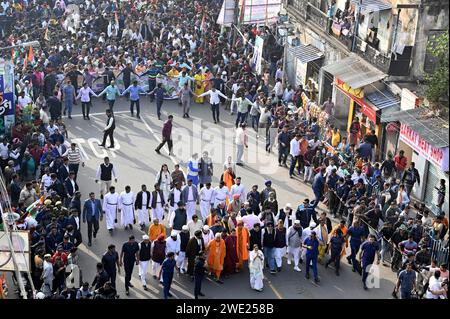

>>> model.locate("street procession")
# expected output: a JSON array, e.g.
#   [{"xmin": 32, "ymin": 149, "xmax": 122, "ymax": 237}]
[{"xmin": 0, "ymin": 0, "xmax": 448, "ymax": 304}]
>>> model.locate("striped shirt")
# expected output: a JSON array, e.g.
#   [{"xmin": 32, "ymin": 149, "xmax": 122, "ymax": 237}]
[{"xmin": 63, "ymin": 148, "xmax": 85, "ymax": 164}]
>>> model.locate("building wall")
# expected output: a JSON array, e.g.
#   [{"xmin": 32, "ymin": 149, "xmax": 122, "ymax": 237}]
[{"xmin": 409, "ymin": 0, "xmax": 449, "ymax": 79}]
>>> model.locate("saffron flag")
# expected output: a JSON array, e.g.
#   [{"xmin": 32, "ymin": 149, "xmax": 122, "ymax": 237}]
[
  {"xmin": 26, "ymin": 195, "xmax": 45, "ymax": 217},
  {"xmin": 200, "ymin": 13, "xmax": 205, "ymax": 32}
]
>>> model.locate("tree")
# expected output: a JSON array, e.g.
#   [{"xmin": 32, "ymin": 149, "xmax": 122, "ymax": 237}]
[{"xmin": 425, "ymin": 31, "xmax": 449, "ymax": 110}]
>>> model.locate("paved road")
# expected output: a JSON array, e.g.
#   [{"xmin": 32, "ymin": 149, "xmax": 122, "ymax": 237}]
[{"xmin": 64, "ymin": 96, "xmax": 396, "ymax": 299}]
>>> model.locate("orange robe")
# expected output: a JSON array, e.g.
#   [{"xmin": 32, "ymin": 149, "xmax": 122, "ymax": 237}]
[
  {"xmin": 236, "ymin": 226, "xmax": 249, "ymax": 269},
  {"xmin": 207, "ymin": 239, "xmax": 226, "ymax": 278},
  {"xmin": 148, "ymin": 224, "xmax": 166, "ymax": 242}
]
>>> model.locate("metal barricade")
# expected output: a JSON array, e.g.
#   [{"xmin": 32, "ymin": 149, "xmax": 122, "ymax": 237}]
[{"xmin": 430, "ymin": 237, "xmax": 449, "ymax": 265}]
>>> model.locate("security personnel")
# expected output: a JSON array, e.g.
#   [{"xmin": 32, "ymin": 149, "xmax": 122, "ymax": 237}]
[
  {"xmin": 99, "ymin": 109, "xmax": 116, "ymax": 149},
  {"xmin": 194, "ymin": 254, "xmax": 207, "ymax": 299},
  {"xmin": 159, "ymin": 252, "xmax": 176, "ymax": 299},
  {"xmin": 119, "ymin": 235, "xmax": 140, "ymax": 296},
  {"xmin": 101, "ymin": 244, "xmax": 120, "ymax": 288}
]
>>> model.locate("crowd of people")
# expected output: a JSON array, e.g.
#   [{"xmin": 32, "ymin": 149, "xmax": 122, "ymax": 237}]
[{"xmin": 0, "ymin": 0, "xmax": 448, "ymax": 300}]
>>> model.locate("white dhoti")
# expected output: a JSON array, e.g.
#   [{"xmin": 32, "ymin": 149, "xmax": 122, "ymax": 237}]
[
  {"xmin": 120, "ymin": 204, "xmax": 134, "ymax": 227},
  {"xmin": 152, "ymin": 203, "xmax": 164, "ymax": 221},
  {"xmin": 186, "ymin": 201, "xmax": 197, "ymax": 220},
  {"xmin": 137, "ymin": 208, "xmax": 150, "ymax": 226},
  {"xmin": 274, "ymin": 247, "xmax": 286, "ymax": 268},
  {"xmin": 152, "ymin": 261, "xmax": 162, "ymax": 278},
  {"xmin": 105, "ymin": 207, "xmax": 117, "ymax": 230},
  {"xmin": 139, "ymin": 260, "xmax": 150, "ymax": 286},
  {"xmin": 176, "ymin": 251, "xmax": 187, "ymax": 271},
  {"xmin": 200, "ymin": 200, "xmax": 211, "ymax": 221},
  {"xmin": 287, "ymin": 246, "xmax": 301, "ymax": 267}
]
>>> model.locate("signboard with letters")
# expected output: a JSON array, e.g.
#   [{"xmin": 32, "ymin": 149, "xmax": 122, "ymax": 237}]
[
  {"xmin": 399, "ymin": 122, "xmax": 449, "ymax": 171},
  {"xmin": 0, "ymin": 59, "xmax": 15, "ymax": 136}
]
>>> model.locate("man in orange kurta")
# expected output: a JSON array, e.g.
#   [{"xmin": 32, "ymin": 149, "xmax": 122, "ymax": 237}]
[
  {"xmin": 235, "ymin": 221, "xmax": 249, "ymax": 271},
  {"xmin": 207, "ymin": 233, "xmax": 226, "ymax": 283},
  {"xmin": 148, "ymin": 218, "xmax": 166, "ymax": 242}
]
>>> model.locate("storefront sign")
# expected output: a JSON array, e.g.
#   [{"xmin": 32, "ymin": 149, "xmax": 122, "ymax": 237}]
[
  {"xmin": 335, "ymin": 80, "xmax": 378, "ymax": 124},
  {"xmin": 400, "ymin": 123, "xmax": 449, "ymax": 171}
]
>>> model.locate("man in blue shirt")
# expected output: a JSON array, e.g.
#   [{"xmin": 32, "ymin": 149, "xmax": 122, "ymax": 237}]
[
  {"xmin": 121, "ymin": 80, "xmax": 146, "ymax": 119},
  {"xmin": 303, "ymin": 231, "xmax": 320, "ymax": 283},
  {"xmin": 311, "ymin": 167, "xmax": 326, "ymax": 209},
  {"xmin": 62, "ymin": 80, "xmax": 75, "ymax": 119},
  {"xmin": 358, "ymin": 234, "xmax": 380, "ymax": 290},
  {"xmin": 395, "ymin": 262, "xmax": 416, "ymax": 299},
  {"xmin": 159, "ymin": 252, "xmax": 176, "ymax": 299},
  {"xmin": 149, "ymin": 83, "xmax": 166, "ymax": 120},
  {"xmin": 346, "ymin": 220, "xmax": 367, "ymax": 273}
]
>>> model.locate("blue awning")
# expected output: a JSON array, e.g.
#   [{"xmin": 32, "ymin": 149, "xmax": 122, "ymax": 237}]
[
  {"xmin": 351, "ymin": 0, "xmax": 392, "ymax": 14},
  {"xmin": 366, "ymin": 89, "xmax": 400, "ymax": 110}
]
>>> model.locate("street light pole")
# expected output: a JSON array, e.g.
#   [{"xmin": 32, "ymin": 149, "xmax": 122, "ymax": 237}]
[{"xmin": 0, "ymin": 41, "xmax": 40, "ymax": 52}]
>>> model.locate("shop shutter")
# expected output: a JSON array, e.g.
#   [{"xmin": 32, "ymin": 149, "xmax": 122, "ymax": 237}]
[{"xmin": 424, "ymin": 163, "xmax": 449, "ymax": 215}]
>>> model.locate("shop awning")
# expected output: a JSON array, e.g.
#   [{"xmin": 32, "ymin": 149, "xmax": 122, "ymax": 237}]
[
  {"xmin": 288, "ymin": 44, "xmax": 324, "ymax": 64},
  {"xmin": 351, "ymin": 0, "xmax": 392, "ymax": 14},
  {"xmin": 366, "ymin": 89, "xmax": 400, "ymax": 110},
  {"xmin": 322, "ymin": 56, "xmax": 387, "ymax": 89},
  {"xmin": 381, "ymin": 108, "xmax": 449, "ymax": 148}
]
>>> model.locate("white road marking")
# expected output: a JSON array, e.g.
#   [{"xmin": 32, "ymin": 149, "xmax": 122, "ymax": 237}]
[
  {"xmin": 140, "ymin": 115, "xmax": 177, "ymax": 165},
  {"xmin": 71, "ymin": 110, "xmax": 130, "ymax": 118}
]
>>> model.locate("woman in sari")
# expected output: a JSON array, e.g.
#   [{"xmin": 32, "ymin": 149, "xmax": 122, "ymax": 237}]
[
  {"xmin": 249, "ymin": 244, "xmax": 264, "ymax": 291},
  {"xmin": 194, "ymin": 70, "xmax": 206, "ymax": 103}
]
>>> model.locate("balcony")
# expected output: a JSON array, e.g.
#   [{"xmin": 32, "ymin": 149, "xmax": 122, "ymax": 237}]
[
  {"xmin": 354, "ymin": 37, "xmax": 392, "ymax": 74},
  {"xmin": 305, "ymin": 3, "xmax": 329, "ymax": 31}
]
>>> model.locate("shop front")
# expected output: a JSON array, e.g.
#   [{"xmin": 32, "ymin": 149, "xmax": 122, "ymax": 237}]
[
  {"xmin": 286, "ymin": 43, "xmax": 324, "ymax": 95},
  {"xmin": 321, "ymin": 56, "xmax": 404, "ymax": 160},
  {"xmin": 398, "ymin": 120, "xmax": 449, "ymax": 214}
]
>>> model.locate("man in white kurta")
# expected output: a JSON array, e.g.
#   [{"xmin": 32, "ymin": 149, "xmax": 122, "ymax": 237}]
[
  {"xmin": 136, "ymin": 186, "xmax": 151, "ymax": 229},
  {"xmin": 152, "ymin": 188, "xmax": 165, "ymax": 221},
  {"xmin": 286, "ymin": 220, "xmax": 303, "ymax": 272},
  {"xmin": 169, "ymin": 184, "xmax": 183, "ymax": 214},
  {"xmin": 166, "ymin": 230, "xmax": 181, "ymax": 263},
  {"xmin": 187, "ymin": 215, "xmax": 203, "ymax": 238},
  {"xmin": 119, "ymin": 186, "xmax": 135, "ymax": 229},
  {"xmin": 201, "ymin": 225, "xmax": 214, "ymax": 246},
  {"xmin": 212, "ymin": 182, "xmax": 229, "ymax": 208},
  {"xmin": 103, "ymin": 186, "xmax": 120, "ymax": 232},
  {"xmin": 230, "ymin": 177, "xmax": 246, "ymax": 201},
  {"xmin": 183, "ymin": 182, "xmax": 198, "ymax": 221},
  {"xmin": 199, "ymin": 183, "xmax": 214, "ymax": 221}
]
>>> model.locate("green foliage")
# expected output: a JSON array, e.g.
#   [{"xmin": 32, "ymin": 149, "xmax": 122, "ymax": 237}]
[{"xmin": 425, "ymin": 31, "xmax": 449, "ymax": 105}]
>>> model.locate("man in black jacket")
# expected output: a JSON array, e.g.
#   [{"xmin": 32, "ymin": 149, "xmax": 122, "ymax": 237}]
[
  {"xmin": 47, "ymin": 91, "xmax": 62, "ymax": 120},
  {"xmin": 99, "ymin": 109, "xmax": 116, "ymax": 148},
  {"xmin": 401, "ymin": 162, "xmax": 421, "ymax": 196},
  {"xmin": 170, "ymin": 201, "xmax": 187, "ymax": 233},
  {"xmin": 185, "ymin": 230, "xmax": 205, "ymax": 278},
  {"xmin": 64, "ymin": 172, "xmax": 79, "ymax": 207},
  {"xmin": 249, "ymin": 223, "xmax": 263, "ymax": 250},
  {"xmin": 194, "ymin": 254, "xmax": 207, "ymax": 299},
  {"xmin": 135, "ymin": 184, "xmax": 151, "ymax": 231}
]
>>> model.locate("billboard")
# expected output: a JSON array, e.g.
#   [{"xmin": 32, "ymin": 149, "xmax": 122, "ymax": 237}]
[
  {"xmin": 217, "ymin": 0, "xmax": 282, "ymax": 26},
  {"xmin": 0, "ymin": 59, "xmax": 15, "ymax": 136},
  {"xmin": 252, "ymin": 36, "xmax": 264, "ymax": 74},
  {"xmin": 241, "ymin": 0, "xmax": 282, "ymax": 25}
]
